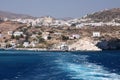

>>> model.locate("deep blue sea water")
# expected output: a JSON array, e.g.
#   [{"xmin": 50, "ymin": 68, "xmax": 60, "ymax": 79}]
[{"xmin": 0, "ymin": 50, "xmax": 120, "ymax": 80}]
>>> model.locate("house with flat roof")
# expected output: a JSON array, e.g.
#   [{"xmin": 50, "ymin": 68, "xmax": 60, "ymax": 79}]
[
  {"xmin": 93, "ymin": 32, "xmax": 100, "ymax": 37},
  {"xmin": 23, "ymin": 42, "xmax": 29, "ymax": 48},
  {"xmin": 13, "ymin": 31, "xmax": 23, "ymax": 36},
  {"xmin": 8, "ymin": 31, "xmax": 13, "ymax": 35}
]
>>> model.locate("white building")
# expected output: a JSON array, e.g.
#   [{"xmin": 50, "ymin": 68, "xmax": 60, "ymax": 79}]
[
  {"xmin": 31, "ymin": 34, "xmax": 37, "ymax": 38},
  {"xmin": 42, "ymin": 35, "xmax": 48, "ymax": 40},
  {"xmin": 30, "ymin": 41, "xmax": 36, "ymax": 47},
  {"xmin": 60, "ymin": 43, "xmax": 69, "ymax": 51},
  {"xmin": 42, "ymin": 32, "xmax": 49, "ymax": 40},
  {"xmin": 93, "ymin": 32, "xmax": 100, "ymax": 37},
  {"xmin": 23, "ymin": 42, "xmax": 29, "ymax": 48},
  {"xmin": 54, "ymin": 42, "xmax": 69, "ymax": 50},
  {"xmin": 8, "ymin": 31, "xmax": 13, "ymax": 35},
  {"xmin": 13, "ymin": 31, "xmax": 23, "ymax": 36},
  {"xmin": 43, "ymin": 16, "xmax": 53, "ymax": 24},
  {"xmin": 76, "ymin": 24, "xmax": 84, "ymax": 28},
  {"xmin": 9, "ymin": 41, "xmax": 16, "ymax": 47},
  {"xmin": 54, "ymin": 32, "xmax": 62, "ymax": 35},
  {"xmin": 69, "ymin": 34, "xmax": 80, "ymax": 39},
  {"xmin": 73, "ymin": 34, "xmax": 80, "ymax": 39}
]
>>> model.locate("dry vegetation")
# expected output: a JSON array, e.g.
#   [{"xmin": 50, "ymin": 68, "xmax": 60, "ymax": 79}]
[{"xmin": 0, "ymin": 21, "xmax": 26, "ymax": 42}]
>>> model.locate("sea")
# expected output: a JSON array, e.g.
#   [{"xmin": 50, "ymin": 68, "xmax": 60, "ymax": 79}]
[{"xmin": 0, "ymin": 50, "xmax": 120, "ymax": 80}]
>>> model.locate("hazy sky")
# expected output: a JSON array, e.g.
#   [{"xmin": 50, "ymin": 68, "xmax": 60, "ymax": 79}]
[{"xmin": 0, "ymin": 0, "xmax": 120, "ymax": 18}]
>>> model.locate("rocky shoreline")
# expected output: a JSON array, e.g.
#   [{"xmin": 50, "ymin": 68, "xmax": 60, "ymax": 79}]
[
  {"xmin": 14, "ymin": 48, "xmax": 102, "ymax": 52},
  {"xmin": 69, "ymin": 38, "xmax": 101, "ymax": 51}
]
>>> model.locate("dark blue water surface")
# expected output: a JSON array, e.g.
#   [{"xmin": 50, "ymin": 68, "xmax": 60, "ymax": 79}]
[{"xmin": 0, "ymin": 50, "xmax": 120, "ymax": 80}]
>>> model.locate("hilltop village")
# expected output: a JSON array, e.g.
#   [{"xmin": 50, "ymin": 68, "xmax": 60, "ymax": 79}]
[{"xmin": 0, "ymin": 8, "xmax": 120, "ymax": 51}]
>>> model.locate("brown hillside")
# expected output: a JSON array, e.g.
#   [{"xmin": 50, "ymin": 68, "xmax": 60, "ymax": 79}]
[
  {"xmin": 86, "ymin": 8, "xmax": 120, "ymax": 22},
  {"xmin": 0, "ymin": 21, "xmax": 26, "ymax": 41}
]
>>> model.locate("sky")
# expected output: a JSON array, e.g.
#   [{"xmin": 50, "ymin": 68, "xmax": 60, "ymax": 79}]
[{"xmin": 0, "ymin": 0, "xmax": 120, "ymax": 18}]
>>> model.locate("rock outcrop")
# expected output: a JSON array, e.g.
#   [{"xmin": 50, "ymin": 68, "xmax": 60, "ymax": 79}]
[{"xmin": 69, "ymin": 38, "xmax": 101, "ymax": 51}]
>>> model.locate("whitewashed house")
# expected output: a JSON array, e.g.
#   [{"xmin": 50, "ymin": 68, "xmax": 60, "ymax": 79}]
[
  {"xmin": 9, "ymin": 41, "xmax": 16, "ymax": 47},
  {"xmin": 31, "ymin": 34, "xmax": 37, "ymax": 38},
  {"xmin": 76, "ymin": 24, "xmax": 84, "ymax": 28},
  {"xmin": 69, "ymin": 34, "xmax": 80, "ymax": 39},
  {"xmin": 54, "ymin": 42, "xmax": 69, "ymax": 50},
  {"xmin": 93, "ymin": 32, "xmax": 100, "ymax": 37},
  {"xmin": 42, "ymin": 32, "xmax": 49, "ymax": 40},
  {"xmin": 72, "ymin": 34, "xmax": 80, "ymax": 39},
  {"xmin": 30, "ymin": 41, "xmax": 37, "ymax": 47},
  {"xmin": 23, "ymin": 42, "xmax": 29, "ymax": 48},
  {"xmin": 60, "ymin": 43, "xmax": 69, "ymax": 51},
  {"xmin": 13, "ymin": 31, "xmax": 23, "ymax": 36},
  {"xmin": 8, "ymin": 31, "xmax": 13, "ymax": 35},
  {"xmin": 42, "ymin": 35, "xmax": 48, "ymax": 40},
  {"xmin": 54, "ymin": 32, "xmax": 62, "ymax": 35}
]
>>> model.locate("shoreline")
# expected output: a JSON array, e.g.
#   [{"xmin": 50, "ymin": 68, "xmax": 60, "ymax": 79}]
[
  {"xmin": 1, "ymin": 48, "xmax": 120, "ymax": 52},
  {"xmin": 1, "ymin": 48, "xmax": 102, "ymax": 52},
  {"xmin": 15, "ymin": 48, "xmax": 102, "ymax": 51}
]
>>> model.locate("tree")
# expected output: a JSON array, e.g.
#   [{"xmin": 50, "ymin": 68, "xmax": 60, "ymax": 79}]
[
  {"xmin": 38, "ymin": 32, "xmax": 42, "ymax": 35},
  {"xmin": 47, "ymin": 36, "xmax": 52, "ymax": 40},
  {"xmin": 11, "ymin": 35, "xmax": 15, "ymax": 39},
  {"xmin": 15, "ymin": 36, "xmax": 20, "ymax": 40},
  {"xmin": 20, "ymin": 34, "xmax": 24, "ymax": 38},
  {"xmin": 61, "ymin": 35, "xmax": 69, "ymax": 41},
  {"xmin": 25, "ymin": 36, "xmax": 29, "ymax": 42},
  {"xmin": 37, "ymin": 36, "xmax": 45, "ymax": 43}
]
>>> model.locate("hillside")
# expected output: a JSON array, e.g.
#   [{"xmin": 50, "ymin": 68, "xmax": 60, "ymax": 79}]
[
  {"xmin": 0, "ymin": 21, "xmax": 26, "ymax": 42},
  {"xmin": 85, "ymin": 8, "xmax": 120, "ymax": 22},
  {"xmin": 0, "ymin": 10, "xmax": 35, "ymax": 19},
  {"xmin": 0, "ymin": 8, "xmax": 120, "ymax": 50}
]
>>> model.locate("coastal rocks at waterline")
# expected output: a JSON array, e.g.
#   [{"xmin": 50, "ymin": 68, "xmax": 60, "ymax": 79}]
[
  {"xmin": 69, "ymin": 38, "xmax": 101, "ymax": 51},
  {"xmin": 96, "ymin": 38, "xmax": 120, "ymax": 50}
]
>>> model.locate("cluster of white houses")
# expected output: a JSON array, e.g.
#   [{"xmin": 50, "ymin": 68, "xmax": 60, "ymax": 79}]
[
  {"xmin": 0, "ymin": 17, "xmax": 103, "ymax": 50},
  {"xmin": 8, "ymin": 16, "xmax": 70, "ymax": 27},
  {"xmin": 0, "ymin": 29, "xmax": 101, "ymax": 50},
  {"xmin": 2, "ymin": 16, "xmax": 120, "ymax": 28},
  {"xmin": 8, "ymin": 31, "xmax": 23, "ymax": 36},
  {"xmin": 76, "ymin": 22, "xmax": 120, "ymax": 28}
]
